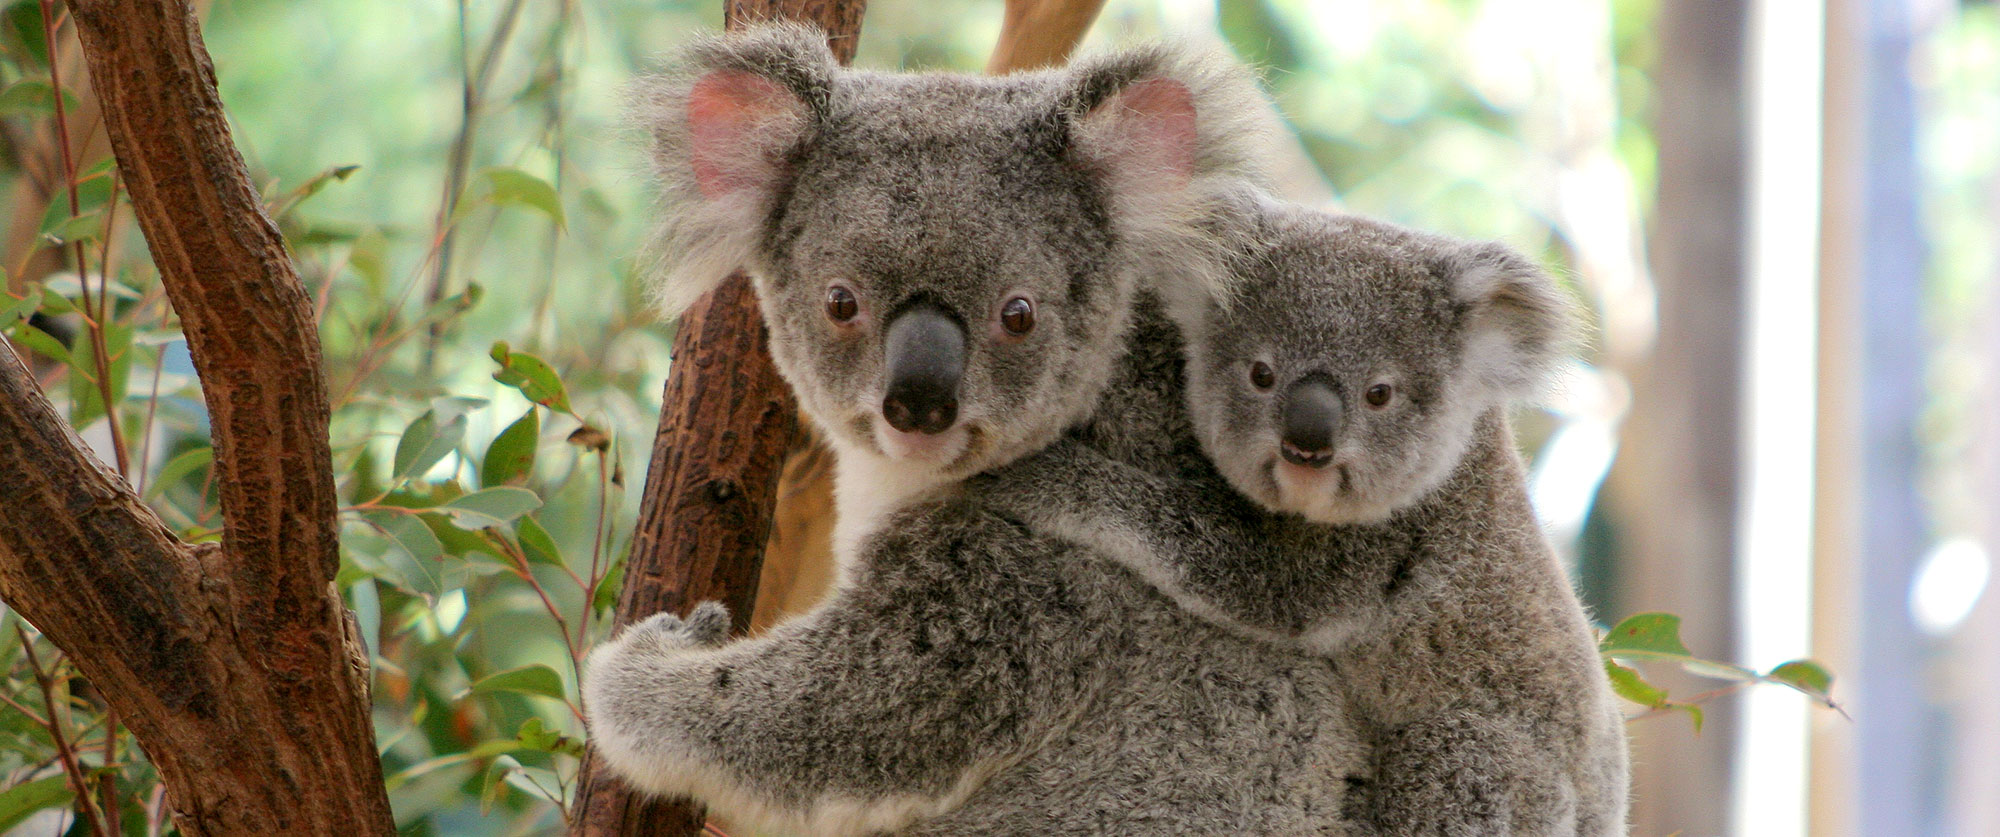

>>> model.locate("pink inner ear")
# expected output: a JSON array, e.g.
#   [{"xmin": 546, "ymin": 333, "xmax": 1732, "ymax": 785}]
[
  {"xmin": 1103, "ymin": 77, "xmax": 1198, "ymax": 188},
  {"xmin": 688, "ymin": 70, "xmax": 797, "ymax": 199}
]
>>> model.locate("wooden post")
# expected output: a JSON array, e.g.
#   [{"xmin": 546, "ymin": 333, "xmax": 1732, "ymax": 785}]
[{"xmin": 1601, "ymin": 0, "xmax": 1751, "ymax": 830}]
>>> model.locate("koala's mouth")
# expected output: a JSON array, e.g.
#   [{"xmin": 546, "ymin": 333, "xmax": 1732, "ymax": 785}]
[
  {"xmin": 1270, "ymin": 456, "xmax": 1382, "ymax": 524},
  {"xmin": 865, "ymin": 416, "xmax": 988, "ymax": 474}
]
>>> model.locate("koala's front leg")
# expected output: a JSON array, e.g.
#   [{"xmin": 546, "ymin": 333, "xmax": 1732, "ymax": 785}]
[{"xmin": 584, "ymin": 582, "xmax": 1078, "ymax": 836}]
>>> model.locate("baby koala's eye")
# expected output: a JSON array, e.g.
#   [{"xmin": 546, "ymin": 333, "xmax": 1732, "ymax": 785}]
[
  {"xmin": 1000, "ymin": 297, "xmax": 1035, "ymax": 335},
  {"xmin": 1250, "ymin": 361, "xmax": 1276, "ymax": 390},
  {"xmin": 826, "ymin": 285, "xmax": 859, "ymax": 323},
  {"xmin": 1365, "ymin": 383, "xmax": 1393, "ymax": 407}
]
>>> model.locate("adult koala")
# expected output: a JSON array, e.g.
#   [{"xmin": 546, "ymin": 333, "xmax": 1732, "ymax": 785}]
[{"xmin": 585, "ymin": 24, "xmax": 1362, "ymax": 836}]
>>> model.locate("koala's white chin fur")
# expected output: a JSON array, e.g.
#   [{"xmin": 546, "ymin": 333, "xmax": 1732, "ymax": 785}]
[
  {"xmin": 827, "ymin": 443, "xmax": 959, "ymax": 573},
  {"xmin": 1272, "ymin": 461, "xmax": 1401, "ymax": 525},
  {"xmin": 871, "ymin": 419, "xmax": 971, "ymax": 466}
]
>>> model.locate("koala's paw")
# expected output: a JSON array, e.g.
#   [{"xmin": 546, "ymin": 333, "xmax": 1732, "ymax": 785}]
[{"xmin": 623, "ymin": 602, "xmax": 732, "ymax": 652}]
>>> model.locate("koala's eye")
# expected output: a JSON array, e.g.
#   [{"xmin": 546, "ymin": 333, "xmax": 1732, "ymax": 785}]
[
  {"xmin": 1250, "ymin": 362, "xmax": 1276, "ymax": 390},
  {"xmin": 1000, "ymin": 297, "xmax": 1035, "ymax": 335},
  {"xmin": 1365, "ymin": 383, "xmax": 1393, "ymax": 407},
  {"xmin": 826, "ymin": 285, "xmax": 858, "ymax": 323}
]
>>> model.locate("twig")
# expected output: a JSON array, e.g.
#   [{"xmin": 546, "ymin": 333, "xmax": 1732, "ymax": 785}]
[
  {"xmin": 39, "ymin": 0, "xmax": 128, "ymax": 478},
  {"xmin": 421, "ymin": 0, "xmax": 528, "ymax": 373},
  {"xmin": 16, "ymin": 625, "xmax": 110, "ymax": 836}
]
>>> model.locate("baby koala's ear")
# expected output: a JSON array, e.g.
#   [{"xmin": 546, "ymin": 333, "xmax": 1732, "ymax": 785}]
[
  {"xmin": 1448, "ymin": 242, "xmax": 1583, "ymax": 402},
  {"xmin": 1059, "ymin": 42, "xmax": 1277, "ymax": 304},
  {"xmin": 632, "ymin": 23, "xmax": 836, "ymax": 316}
]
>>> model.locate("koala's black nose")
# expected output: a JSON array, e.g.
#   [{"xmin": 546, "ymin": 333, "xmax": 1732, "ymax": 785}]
[
  {"xmin": 881, "ymin": 302, "xmax": 965, "ymax": 435},
  {"xmin": 1280, "ymin": 379, "xmax": 1341, "ymax": 468}
]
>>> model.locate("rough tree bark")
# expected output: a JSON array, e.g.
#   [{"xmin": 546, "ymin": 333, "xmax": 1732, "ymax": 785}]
[
  {"xmin": 565, "ymin": 4, "xmax": 866, "ymax": 835},
  {"xmin": 0, "ymin": 0, "xmax": 394, "ymax": 834}
]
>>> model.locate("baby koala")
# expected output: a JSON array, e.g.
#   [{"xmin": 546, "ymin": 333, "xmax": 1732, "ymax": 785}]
[{"xmin": 981, "ymin": 198, "xmax": 1630, "ymax": 835}]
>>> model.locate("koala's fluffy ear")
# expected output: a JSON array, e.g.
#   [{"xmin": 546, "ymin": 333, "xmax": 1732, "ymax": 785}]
[
  {"xmin": 1449, "ymin": 243, "xmax": 1583, "ymax": 402},
  {"xmin": 1060, "ymin": 44, "xmax": 1276, "ymax": 310},
  {"xmin": 633, "ymin": 24, "xmax": 836, "ymax": 315}
]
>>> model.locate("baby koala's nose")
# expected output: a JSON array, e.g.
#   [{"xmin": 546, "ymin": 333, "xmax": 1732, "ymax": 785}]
[{"xmin": 1279, "ymin": 379, "xmax": 1341, "ymax": 468}]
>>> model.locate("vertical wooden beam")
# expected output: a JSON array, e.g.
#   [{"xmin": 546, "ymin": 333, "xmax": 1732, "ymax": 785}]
[
  {"xmin": 1809, "ymin": 0, "xmax": 1862, "ymax": 829},
  {"xmin": 1849, "ymin": 0, "xmax": 1932, "ymax": 829},
  {"xmin": 1603, "ymin": 0, "xmax": 1750, "ymax": 830}
]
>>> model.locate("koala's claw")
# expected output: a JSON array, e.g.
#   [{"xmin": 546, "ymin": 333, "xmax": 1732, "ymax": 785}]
[{"xmin": 625, "ymin": 603, "xmax": 732, "ymax": 651}]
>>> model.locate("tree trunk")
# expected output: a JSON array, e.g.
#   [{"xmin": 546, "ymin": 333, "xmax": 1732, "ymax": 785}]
[
  {"xmin": 565, "ymin": 5, "xmax": 867, "ymax": 835},
  {"xmin": 0, "ymin": 0, "xmax": 394, "ymax": 833},
  {"xmin": 1601, "ymin": 0, "xmax": 1749, "ymax": 831}
]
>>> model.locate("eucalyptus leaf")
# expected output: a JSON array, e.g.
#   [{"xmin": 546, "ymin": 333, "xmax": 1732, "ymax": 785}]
[
  {"xmin": 392, "ymin": 410, "xmax": 467, "ymax": 482},
  {"xmin": 441, "ymin": 487, "xmax": 543, "ymax": 530},
  {"xmin": 515, "ymin": 516, "xmax": 564, "ymax": 567},
  {"xmin": 481, "ymin": 409, "xmax": 539, "ymax": 487},
  {"xmin": 1599, "ymin": 612, "xmax": 1694, "ymax": 659},
  {"xmin": 0, "ymin": 774, "xmax": 74, "ymax": 832},
  {"xmin": 489, "ymin": 342, "xmax": 572, "ymax": 414},
  {"xmin": 482, "ymin": 167, "xmax": 566, "ymax": 230},
  {"xmin": 464, "ymin": 663, "xmax": 565, "ymax": 701}
]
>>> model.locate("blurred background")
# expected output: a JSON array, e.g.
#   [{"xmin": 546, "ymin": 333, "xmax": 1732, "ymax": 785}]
[{"xmin": 1, "ymin": 0, "xmax": 1995, "ymax": 834}]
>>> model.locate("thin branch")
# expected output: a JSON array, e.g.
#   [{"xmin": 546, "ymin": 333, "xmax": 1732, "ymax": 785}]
[{"xmin": 17, "ymin": 625, "xmax": 111, "ymax": 836}]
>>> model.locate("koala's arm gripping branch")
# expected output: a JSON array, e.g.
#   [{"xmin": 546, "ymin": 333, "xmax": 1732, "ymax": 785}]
[{"xmin": 585, "ymin": 592, "xmax": 1062, "ymax": 836}]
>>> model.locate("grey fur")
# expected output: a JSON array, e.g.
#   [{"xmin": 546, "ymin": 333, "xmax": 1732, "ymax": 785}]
[
  {"xmin": 977, "ymin": 202, "xmax": 1630, "ymax": 835},
  {"xmin": 586, "ymin": 25, "xmax": 1363, "ymax": 835}
]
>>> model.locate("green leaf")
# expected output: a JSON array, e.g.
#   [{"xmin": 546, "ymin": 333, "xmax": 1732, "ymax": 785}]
[
  {"xmin": 1602, "ymin": 659, "xmax": 1666, "ymax": 707},
  {"xmin": 144, "ymin": 446, "xmax": 214, "ymax": 502},
  {"xmin": 480, "ymin": 754, "xmax": 517, "ymax": 813},
  {"xmin": 515, "ymin": 516, "xmax": 564, "ymax": 567},
  {"xmin": 489, "ymin": 342, "xmax": 572, "ymax": 414},
  {"xmin": 481, "ymin": 409, "xmax": 539, "ymax": 487},
  {"xmin": 1674, "ymin": 703, "xmax": 1705, "ymax": 735},
  {"xmin": 482, "ymin": 167, "xmax": 565, "ymax": 230},
  {"xmin": 384, "ymin": 738, "xmax": 522, "ymax": 792},
  {"xmin": 0, "ymin": 79, "xmax": 77, "ymax": 116},
  {"xmin": 514, "ymin": 717, "xmax": 586, "ymax": 758},
  {"xmin": 1599, "ymin": 612, "xmax": 1694, "ymax": 659},
  {"xmin": 68, "ymin": 322, "xmax": 134, "ymax": 429},
  {"xmin": 5, "ymin": 3, "xmax": 50, "ymax": 67},
  {"xmin": 464, "ymin": 664, "xmax": 565, "ymax": 701},
  {"xmin": 37, "ymin": 170, "xmax": 114, "ymax": 240},
  {"xmin": 441, "ymin": 487, "xmax": 543, "ymax": 530},
  {"xmin": 1605, "ymin": 659, "xmax": 1704, "ymax": 734},
  {"xmin": 41, "ymin": 213, "xmax": 102, "ymax": 246},
  {"xmin": 9, "ymin": 322, "xmax": 68, "ymax": 364},
  {"xmin": 1766, "ymin": 659, "xmax": 1836, "ymax": 703},
  {"xmin": 1677, "ymin": 657, "xmax": 1759, "ymax": 682},
  {"xmin": 392, "ymin": 409, "xmax": 468, "ymax": 482},
  {"xmin": 361, "ymin": 509, "xmax": 445, "ymax": 565},
  {"xmin": 0, "ymin": 775, "xmax": 74, "ymax": 832},
  {"xmin": 0, "ymin": 287, "xmax": 40, "ymax": 329}
]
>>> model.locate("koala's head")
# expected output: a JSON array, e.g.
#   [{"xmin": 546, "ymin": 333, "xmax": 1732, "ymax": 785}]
[
  {"xmin": 636, "ymin": 24, "xmax": 1268, "ymax": 485},
  {"xmin": 1182, "ymin": 204, "xmax": 1578, "ymax": 524}
]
